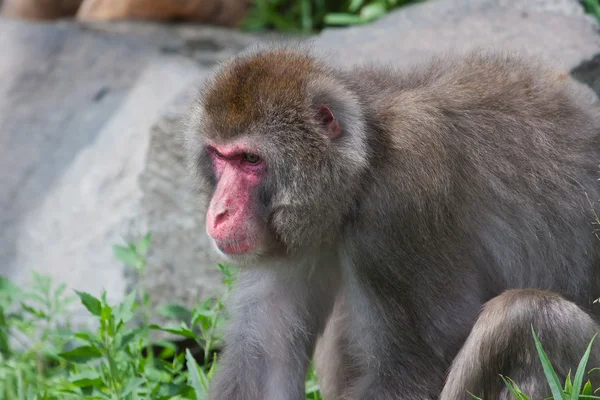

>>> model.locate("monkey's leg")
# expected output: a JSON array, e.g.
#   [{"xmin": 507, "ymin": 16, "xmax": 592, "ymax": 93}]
[
  {"xmin": 440, "ymin": 289, "xmax": 600, "ymax": 400},
  {"xmin": 209, "ymin": 256, "xmax": 340, "ymax": 400}
]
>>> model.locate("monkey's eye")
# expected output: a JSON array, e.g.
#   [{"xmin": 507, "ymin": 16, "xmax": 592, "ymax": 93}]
[{"xmin": 243, "ymin": 153, "xmax": 261, "ymax": 164}]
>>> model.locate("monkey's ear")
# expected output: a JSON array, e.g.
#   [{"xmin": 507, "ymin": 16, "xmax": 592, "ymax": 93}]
[{"xmin": 316, "ymin": 104, "xmax": 341, "ymax": 139}]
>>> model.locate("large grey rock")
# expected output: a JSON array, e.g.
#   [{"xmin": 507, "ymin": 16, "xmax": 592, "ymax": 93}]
[
  {"xmin": 1, "ymin": 0, "xmax": 599, "ymax": 327},
  {"xmin": 0, "ymin": 18, "xmax": 256, "ymax": 324},
  {"xmin": 135, "ymin": 88, "xmax": 228, "ymax": 314},
  {"xmin": 316, "ymin": 0, "xmax": 599, "ymax": 70}
]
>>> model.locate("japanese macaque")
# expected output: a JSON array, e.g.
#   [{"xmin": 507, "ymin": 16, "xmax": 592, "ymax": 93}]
[{"xmin": 184, "ymin": 45, "xmax": 600, "ymax": 399}]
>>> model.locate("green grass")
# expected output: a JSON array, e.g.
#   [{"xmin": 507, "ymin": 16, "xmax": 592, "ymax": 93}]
[{"xmin": 241, "ymin": 0, "xmax": 423, "ymax": 33}]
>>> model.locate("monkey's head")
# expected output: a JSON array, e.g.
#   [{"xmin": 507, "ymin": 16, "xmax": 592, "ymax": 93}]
[{"xmin": 186, "ymin": 47, "xmax": 369, "ymax": 264}]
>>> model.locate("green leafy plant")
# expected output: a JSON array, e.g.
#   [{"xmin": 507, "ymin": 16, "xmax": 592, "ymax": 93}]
[
  {"xmin": 0, "ymin": 271, "xmax": 77, "ymax": 399},
  {"xmin": 0, "ymin": 233, "xmax": 323, "ymax": 400},
  {"xmin": 242, "ymin": 0, "xmax": 422, "ymax": 33}
]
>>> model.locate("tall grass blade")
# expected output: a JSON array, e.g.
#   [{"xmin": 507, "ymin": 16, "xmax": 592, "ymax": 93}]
[
  {"xmin": 501, "ymin": 376, "xmax": 530, "ymax": 400},
  {"xmin": 531, "ymin": 326, "xmax": 567, "ymax": 400},
  {"xmin": 572, "ymin": 335, "xmax": 597, "ymax": 399}
]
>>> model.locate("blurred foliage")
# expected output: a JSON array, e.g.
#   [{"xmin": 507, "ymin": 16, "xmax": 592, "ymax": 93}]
[
  {"xmin": 242, "ymin": 0, "xmax": 423, "ymax": 33},
  {"xmin": 583, "ymin": 0, "xmax": 600, "ymax": 21}
]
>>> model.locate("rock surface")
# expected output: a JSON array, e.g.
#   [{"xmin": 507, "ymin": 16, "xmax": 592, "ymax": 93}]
[
  {"xmin": 1, "ymin": 0, "xmax": 599, "ymax": 326},
  {"xmin": 315, "ymin": 0, "xmax": 599, "ymax": 70},
  {"xmin": 76, "ymin": 0, "xmax": 250, "ymax": 27},
  {"xmin": 0, "ymin": 18, "xmax": 256, "ymax": 324},
  {"xmin": 1, "ymin": 0, "xmax": 249, "ymax": 26}
]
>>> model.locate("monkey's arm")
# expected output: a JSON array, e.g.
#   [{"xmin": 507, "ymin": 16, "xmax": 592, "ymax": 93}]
[{"xmin": 210, "ymin": 258, "xmax": 340, "ymax": 400}]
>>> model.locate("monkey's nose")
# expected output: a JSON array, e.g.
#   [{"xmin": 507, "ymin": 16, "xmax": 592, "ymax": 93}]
[{"xmin": 213, "ymin": 208, "xmax": 231, "ymax": 227}]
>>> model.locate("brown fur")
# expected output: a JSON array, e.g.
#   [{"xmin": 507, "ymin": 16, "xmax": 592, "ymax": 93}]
[{"xmin": 202, "ymin": 50, "xmax": 320, "ymax": 134}]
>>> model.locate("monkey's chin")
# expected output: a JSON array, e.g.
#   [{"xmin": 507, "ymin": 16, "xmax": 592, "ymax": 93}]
[
  {"xmin": 215, "ymin": 239, "xmax": 253, "ymax": 255},
  {"xmin": 210, "ymin": 238, "xmax": 263, "ymax": 265}
]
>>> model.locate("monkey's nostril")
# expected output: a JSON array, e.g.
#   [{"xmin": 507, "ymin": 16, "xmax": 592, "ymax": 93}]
[{"xmin": 213, "ymin": 209, "xmax": 230, "ymax": 227}]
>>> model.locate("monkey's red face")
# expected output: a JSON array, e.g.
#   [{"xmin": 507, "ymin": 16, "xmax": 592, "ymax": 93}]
[{"xmin": 204, "ymin": 142, "xmax": 269, "ymax": 258}]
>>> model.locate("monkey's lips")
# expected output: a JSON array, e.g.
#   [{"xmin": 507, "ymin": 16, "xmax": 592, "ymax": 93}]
[{"xmin": 214, "ymin": 238, "xmax": 254, "ymax": 255}]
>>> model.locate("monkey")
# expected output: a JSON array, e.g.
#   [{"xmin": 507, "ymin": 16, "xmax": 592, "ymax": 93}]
[{"xmin": 184, "ymin": 45, "xmax": 600, "ymax": 400}]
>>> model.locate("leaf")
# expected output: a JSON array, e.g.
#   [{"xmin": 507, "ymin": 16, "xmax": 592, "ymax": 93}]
[
  {"xmin": 100, "ymin": 303, "xmax": 113, "ymax": 326},
  {"xmin": 360, "ymin": 2, "xmax": 387, "ymax": 21},
  {"xmin": 571, "ymin": 334, "xmax": 597, "ymax": 399},
  {"xmin": 74, "ymin": 332, "xmax": 94, "ymax": 342},
  {"xmin": 155, "ymin": 382, "xmax": 191, "ymax": 398},
  {"xmin": 565, "ymin": 370, "xmax": 573, "ymax": 393},
  {"xmin": 121, "ymin": 377, "xmax": 144, "ymax": 397},
  {"xmin": 20, "ymin": 302, "xmax": 47, "ymax": 318},
  {"xmin": 69, "ymin": 371, "xmax": 103, "ymax": 387},
  {"xmin": 75, "ymin": 291, "xmax": 102, "ymax": 317},
  {"xmin": 118, "ymin": 326, "xmax": 146, "ymax": 350},
  {"xmin": 32, "ymin": 272, "xmax": 51, "ymax": 296},
  {"xmin": 186, "ymin": 348, "xmax": 209, "ymax": 399},
  {"xmin": 218, "ymin": 264, "xmax": 238, "ymax": 287},
  {"xmin": 135, "ymin": 233, "xmax": 152, "ymax": 255},
  {"xmin": 207, "ymin": 352, "xmax": 218, "ymax": 382},
  {"xmin": 59, "ymin": 345, "xmax": 103, "ymax": 363},
  {"xmin": 153, "ymin": 339, "xmax": 178, "ymax": 359},
  {"xmin": 324, "ymin": 13, "xmax": 366, "ymax": 25},
  {"xmin": 348, "ymin": 0, "xmax": 365, "ymax": 12},
  {"xmin": 116, "ymin": 290, "xmax": 137, "ymax": 324},
  {"xmin": 113, "ymin": 244, "xmax": 142, "ymax": 268},
  {"xmin": 150, "ymin": 323, "xmax": 198, "ymax": 340},
  {"xmin": 191, "ymin": 308, "xmax": 217, "ymax": 332},
  {"xmin": 531, "ymin": 326, "xmax": 567, "ymax": 400},
  {"xmin": 583, "ymin": 380, "xmax": 593, "ymax": 396},
  {"xmin": 159, "ymin": 303, "xmax": 193, "ymax": 321},
  {"xmin": 501, "ymin": 376, "xmax": 529, "ymax": 400},
  {"xmin": 0, "ymin": 307, "xmax": 10, "ymax": 356}
]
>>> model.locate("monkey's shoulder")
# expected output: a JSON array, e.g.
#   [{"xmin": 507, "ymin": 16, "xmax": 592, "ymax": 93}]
[
  {"xmin": 361, "ymin": 53, "xmax": 599, "ymax": 147},
  {"xmin": 354, "ymin": 52, "xmax": 589, "ymax": 116}
]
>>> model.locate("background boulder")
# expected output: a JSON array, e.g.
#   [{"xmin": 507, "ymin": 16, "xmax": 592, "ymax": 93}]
[
  {"xmin": 76, "ymin": 0, "xmax": 250, "ymax": 27},
  {"xmin": 0, "ymin": 19, "xmax": 256, "ymax": 325},
  {"xmin": 1, "ymin": 0, "xmax": 251, "ymax": 26}
]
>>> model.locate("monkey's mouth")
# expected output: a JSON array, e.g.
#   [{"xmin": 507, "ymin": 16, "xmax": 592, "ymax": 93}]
[{"xmin": 214, "ymin": 238, "xmax": 254, "ymax": 255}]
